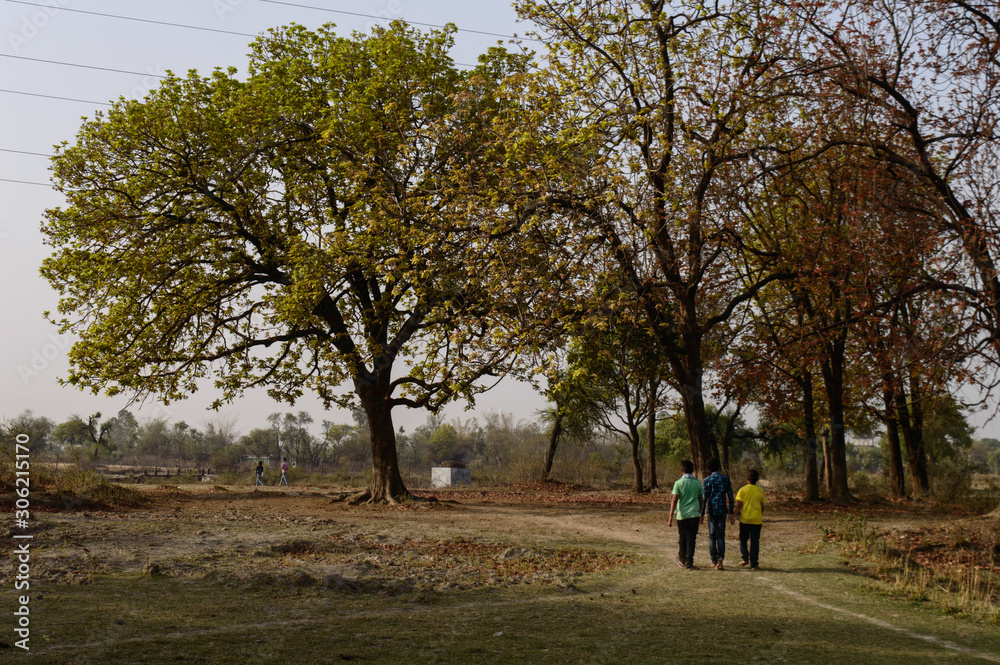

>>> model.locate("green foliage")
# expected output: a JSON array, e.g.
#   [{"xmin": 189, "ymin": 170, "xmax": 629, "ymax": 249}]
[
  {"xmin": 41, "ymin": 21, "xmax": 542, "ymax": 502},
  {"xmin": 1, "ymin": 410, "xmax": 54, "ymax": 454},
  {"xmin": 49, "ymin": 411, "xmax": 125, "ymax": 459},
  {"xmin": 921, "ymin": 394, "xmax": 974, "ymax": 463},
  {"xmin": 558, "ymin": 294, "xmax": 670, "ymax": 445},
  {"xmin": 755, "ymin": 421, "xmax": 799, "ymax": 460},
  {"xmin": 426, "ymin": 423, "xmax": 460, "ymax": 465},
  {"xmin": 847, "ymin": 443, "xmax": 883, "ymax": 474},
  {"xmin": 655, "ymin": 407, "xmax": 758, "ymax": 466},
  {"xmin": 821, "ymin": 511, "xmax": 880, "ymax": 549},
  {"xmin": 654, "ymin": 415, "xmax": 692, "ymax": 464},
  {"xmin": 969, "ymin": 438, "xmax": 1000, "ymax": 475},
  {"xmin": 50, "ymin": 415, "xmax": 95, "ymax": 449}
]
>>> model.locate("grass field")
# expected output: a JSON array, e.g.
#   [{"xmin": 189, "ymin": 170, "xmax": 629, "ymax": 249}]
[{"xmin": 2, "ymin": 483, "xmax": 999, "ymax": 664}]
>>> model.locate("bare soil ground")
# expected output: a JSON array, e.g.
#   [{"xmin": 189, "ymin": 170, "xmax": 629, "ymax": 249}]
[
  {"xmin": 13, "ymin": 483, "xmax": 665, "ymax": 593},
  {"xmin": 3, "ymin": 481, "xmax": 1000, "ymax": 664}
]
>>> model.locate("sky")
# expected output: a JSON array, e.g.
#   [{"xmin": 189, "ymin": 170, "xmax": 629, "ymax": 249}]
[{"xmin": 0, "ymin": 0, "xmax": 549, "ymax": 436}]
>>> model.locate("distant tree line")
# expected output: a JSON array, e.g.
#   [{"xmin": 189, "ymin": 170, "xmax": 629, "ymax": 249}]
[{"xmin": 4, "ymin": 400, "xmax": 999, "ymax": 496}]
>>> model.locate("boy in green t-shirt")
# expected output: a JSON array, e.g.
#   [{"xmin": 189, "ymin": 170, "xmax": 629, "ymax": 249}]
[
  {"xmin": 732, "ymin": 469, "xmax": 766, "ymax": 570},
  {"xmin": 667, "ymin": 460, "xmax": 704, "ymax": 570}
]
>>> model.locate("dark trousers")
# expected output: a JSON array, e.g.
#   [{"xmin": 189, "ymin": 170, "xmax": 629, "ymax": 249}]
[
  {"xmin": 677, "ymin": 518, "xmax": 699, "ymax": 568},
  {"xmin": 739, "ymin": 522, "xmax": 762, "ymax": 567},
  {"xmin": 707, "ymin": 514, "xmax": 727, "ymax": 563}
]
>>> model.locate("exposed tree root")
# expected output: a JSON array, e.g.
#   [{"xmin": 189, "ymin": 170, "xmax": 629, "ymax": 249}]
[{"xmin": 342, "ymin": 490, "xmax": 438, "ymax": 506}]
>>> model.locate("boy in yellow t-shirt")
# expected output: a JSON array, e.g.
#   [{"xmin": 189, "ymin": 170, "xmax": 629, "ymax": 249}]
[{"xmin": 731, "ymin": 469, "xmax": 766, "ymax": 570}]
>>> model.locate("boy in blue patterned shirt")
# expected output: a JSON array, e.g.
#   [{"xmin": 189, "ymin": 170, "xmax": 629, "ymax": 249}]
[{"xmin": 700, "ymin": 457, "xmax": 734, "ymax": 570}]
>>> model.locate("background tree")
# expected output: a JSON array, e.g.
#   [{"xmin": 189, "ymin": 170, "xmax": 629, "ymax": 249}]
[
  {"xmin": 42, "ymin": 22, "xmax": 534, "ymax": 503},
  {"xmin": 969, "ymin": 437, "xmax": 1000, "ymax": 475},
  {"xmin": 168, "ymin": 422, "xmax": 202, "ymax": 463},
  {"xmin": 424, "ymin": 423, "xmax": 460, "ymax": 466},
  {"xmin": 921, "ymin": 393, "xmax": 975, "ymax": 466},
  {"xmin": 238, "ymin": 427, "xmax": 279, "ymax": 464},
  {"xmin": 103, "ymin": 409, "xmax": 140, "ymax": 461},
  {"xmin": 1, "ymin": 411, "xmax": 54, "ymax": 455},
  {"xmin": 320, "ymin": 421, "xmax": 356, "ymax": 469},
  {"xmin": 514, "ymin": 0, "xmax": 807, "ymax": 474},
  {"xmin": 536, "ymin": 360, "xmax": 600, "ymax": 482},
  {"xmin": 201, "ymin": 414, "xmax": 240, "ymax": 460},
  {"xmin": 732, "ymin": 286, "xmax": 825, "ymax": 499},
  {"xmin": 794, "ymin": 0, "xmax": 1000, "ymax": 353},
  {"xmin": 655, "ymin": 406, "xmax": 756, "ymax": 468},
  {"xmin": 50, "ymin": 412, "xmax": 113, "ymax": 460},
  {"xmin": 558, "ymin": 305, "xmax": 672, "ymax": 493},
  {"xmin": 268, "ymin": 411, "xmax": 322, "ymax": 467}
]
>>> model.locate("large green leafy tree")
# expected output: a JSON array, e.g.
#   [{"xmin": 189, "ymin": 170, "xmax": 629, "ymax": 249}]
[{"xmin": 42, "ymin": 23, "xmax": 531, "ymax": 503}]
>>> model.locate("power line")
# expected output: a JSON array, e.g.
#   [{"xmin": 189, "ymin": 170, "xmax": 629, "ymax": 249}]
[
  {"xmin": 258, "ymin": 0, "xmax": 535, "ymax": 41},
  {"xmin": 6, "ymin": 0, "xmax": 532, "ymax": 43},
  {"xmin": 5, "ymin": 0, "xmax": 258, "ymax": 37},
  {"xmin": 0, "ymin": 2, "xmax": 524, "ymax": 115},
  {"xmin": 0, "ymin": 53, "xmax": 169, "ymax": 79},
  {"xmin": 2, "ymin": 1, "xmax": 523, "ymax": 85},
  {"xmin": 0, "ymin": 177, "xmax": 52, "ymax": 187},
  {"xmin": 0, "ymin": 148, "xmax": 52, "ymax": 157},
  {"xmin": 0, "ymin": 88, "xmax": 112, "ymax": 107}
]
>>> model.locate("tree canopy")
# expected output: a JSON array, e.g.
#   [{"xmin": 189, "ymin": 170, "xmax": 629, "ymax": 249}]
[
  {"xmin": 42, "ymin": 22, "xmax": 537, "ymax": 502},
  {"xmin": 39, "ymin": 2, "xmax": 1000, "ymax": 501}
]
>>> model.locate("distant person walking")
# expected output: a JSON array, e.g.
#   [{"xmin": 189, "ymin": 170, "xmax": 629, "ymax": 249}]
[
  {"xmin": 733, "ymin": 469, "xmax": 766, "ymax": 570},
  {"xmin": 255, "ymin": 461, "xmax": 265, "ymax": 488},
  {"xmin": 701, "ymin": 457, "xmax": 734, "ymax": 570},
  {"xmin": 667, "ymin": 460, "xmax": 703, "ymax": 571},
  {"xmin": 279, "ymin": 458, "xmax": 290, "ymax": 486}
]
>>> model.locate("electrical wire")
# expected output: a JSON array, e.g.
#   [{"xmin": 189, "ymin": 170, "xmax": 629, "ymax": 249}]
[
  {"xmin": 0, "ymin": 177, "xmax": 52, "ymax": 187},
  {"xmin": 1, "ymin": 0, "xmax": 528, "ymax": 184},
  {"xmin": 258, "ymin": 0, "xmax": 533, "ymax": 41},
  {"xmin": 0, "ymin": 148, "xmax": 52, "ymax": 157},
  {"xmin": 0, "ymin": 53, "xmax": 169, "ymax": 79},
  {"xmin": 0, "ymin": 88, "xmax": 112, "ymax": 106},
  {"xmin": 5, "ymin": 0, "xmax": 259, "ymax": 37},
  {"xmin": 5, "ymin": 0, "xmax": 532, "ymax": 42},
  {"xmin": 0, "ymin": 0, "xmax": 503, "ymax": 100}
]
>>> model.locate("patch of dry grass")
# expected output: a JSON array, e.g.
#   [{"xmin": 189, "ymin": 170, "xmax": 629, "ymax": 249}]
[
  {"xmin": 0, "ymin": 457, "xmax": 144, "ymax": 510},
  {"xmin": 823, "ymin": 511, "xmax": 1000, "ymax": 623}
]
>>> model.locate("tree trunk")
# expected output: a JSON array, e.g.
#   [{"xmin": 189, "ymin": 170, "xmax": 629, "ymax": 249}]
[
  {"xmin": 356, "ymin": 375, "xmax": 408, "ymax": 503},
  {"xmin": 902, "ymin": 376, "xmax": 930, "ymax": 496},
  {"xmin": 542, "ymin": 409, "xmax": 563, "ymax": 481},
  {"xmin": 646, "ymin": 384, "xmax": 657, "ymax": 490},
  {"xmin": 820, "ymin": 427, "xmax": 830, "ymax": 492},
  {"xmin": 629, "ymin": 426, "xmax": 644, "ymax": 494},
  {"xmin": 827, "ymin": 412, "xmax": 850, "ymax": 502},
  {"xmin": 894, "ymin": 387, "xmax": 914, "ymax": 479},
  {"xmin": 802, "ymin": 371, "xmax": 819, "ymax": 501},
  {"xmin": 718, "ymin": 402, "xmax": 741, "ymax": 471},
  {"xmin": 820, "ymin": 344, "xmax": 851, "ymax": 502},
  {"xmin": 666, "ymin": 330, "xmax": 713, "ymax": 477},
  {"xmin": 907, "ymin": 374, "xmax": 931, "ymax": 495},
  {"xmin": 680, "ymin": 389, "xmax": 712, "ymax": 477},
  {"xmin": 881, "ymin": 375, "xmax": 906, "ymax": 498}
]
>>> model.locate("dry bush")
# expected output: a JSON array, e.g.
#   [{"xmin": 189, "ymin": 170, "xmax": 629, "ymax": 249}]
[{"xmin": 0, "ymin": 453, "xmax": 142, "ymax": 509}]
